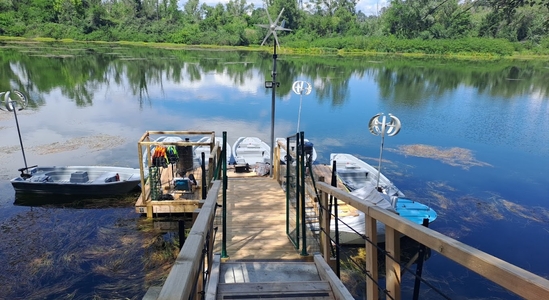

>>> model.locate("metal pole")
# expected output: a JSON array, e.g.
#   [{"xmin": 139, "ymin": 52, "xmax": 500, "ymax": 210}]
[
  {"xmin": 331, "ymin": 160, "xmax": 340, "ymax": 277},
  {"xmin": 269, "ymin": 43, "xmax": 277, "ymax": 177},
  {"xmin": 222, "ymin": 132, "xmax": 228, "ymax": 258},
  {"xmin": 376, "ymin": 115, "xmax": 387, "ymax": 189},
  {"xmin": 285, "ymin": 136, "xmax": 290, "ymax": 237},
  {"xmin": 294, "ymin": 133, "xmax": 300, "ymax": 249},
  {"xmin": 13, "ymin": 108, "xmax": 28, "ymax": 171},
  {"xmin": 299, "ymin": 132, "xmax": 308, "ymax": 256},
  {"xmin": 297, "ymin": 93, "xmax": 303, "ymax": 133},
  {"xmin": 201, "ymin": 152, "xmax": 207, "ymax": 199}
]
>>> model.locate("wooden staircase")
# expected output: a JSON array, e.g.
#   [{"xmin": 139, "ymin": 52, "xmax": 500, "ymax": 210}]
[
  {"xmin": 205, "ymin": 254, "xmax": 354, "ymax": 300},
  {"xmin": 216, "ymin": 281, "xmax": 334, "ymax": 299}
]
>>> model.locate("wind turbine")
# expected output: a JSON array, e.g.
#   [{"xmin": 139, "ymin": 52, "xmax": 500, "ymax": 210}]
[
  {"xmin": 0, "ymin": 90, "xmax": 30, "ymax": 173},
  {"xmin": 257, "ymin": 8, "xmax": 291, "ymax": 48},
  {"xmin": 292, "ymin": 80, "xmax": 312, "ymax": 133},
  {"xmin": 256, "ymin": 7, "xmax": 291, "ymax": 176},
  {"xmin": 369, "ymin": 113, "xmax": 401, "ymax": 190}
]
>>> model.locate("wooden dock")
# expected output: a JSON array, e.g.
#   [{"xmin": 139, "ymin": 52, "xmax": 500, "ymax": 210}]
[
  {"xmin": 214, "ymin": 176, "xmax": 304, "ymax": 260},
  {"xmin": 147, "ymin": 150, "xmax": 549, "ymax": 300},
  {"xmin": 135, "ymin": 166, "xmax": 204, "ymax": 215}
]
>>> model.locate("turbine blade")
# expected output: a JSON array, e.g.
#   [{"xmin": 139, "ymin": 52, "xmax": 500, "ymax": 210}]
[
  {"xmin": 272, "ymin": 31, "xmax": 280, "ymax": 48},
  {"xmin": 261, "ymin": 31, "xmax": 273, "ymax": 46},
  {"xmin": 256, "ymin": 24, "xmax": 270, "ymax": 29},
  {"xmin": 275, "ymin": 26, "xmax": 292, "ymax": 31},
  {"xmin": 274, "ymin": 8, "xmax": 285, "ymax": 24},
  {"xmin": 265, "ymin": 8, "xmax": 273, "ymax": 24}
]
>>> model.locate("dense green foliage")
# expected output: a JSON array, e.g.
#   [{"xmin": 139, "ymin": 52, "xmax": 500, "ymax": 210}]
[{"xmin": 0, "ymin": 0, "xmax": 548, "ymax": 55}]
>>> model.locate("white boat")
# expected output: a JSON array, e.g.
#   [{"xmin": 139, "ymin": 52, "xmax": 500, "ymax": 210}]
[
  {"xmin": 276, "ymin": 137, "xmax": 317, "ymax": 164},
  {"xmin": 232, "ymin": 137, "xmax": 270, "ymax": 166},
  {"xmin": 194, "ymin": 136, "xmax": 233, "ymax": 166},
  {"xmin": 330, "ymin": 153, "xmax": 403, "ymax": 197},
  {"xmin": 11, "ymin": 165, "xmax": 142, "ymax": 196},
  {"xmin": 329, "ymin": 153, "xmax": 437, "ymax": 245}
]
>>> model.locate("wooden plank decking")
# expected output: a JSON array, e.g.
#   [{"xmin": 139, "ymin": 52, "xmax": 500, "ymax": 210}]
[{"xmin": 214, "ymin": 176, "xmax": 304, "ymax": 260}]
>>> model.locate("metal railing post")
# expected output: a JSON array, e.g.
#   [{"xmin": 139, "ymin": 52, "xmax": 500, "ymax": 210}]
[
  {"xmin": 285, "ymin": 137, "xmax": 291, "ymax": 240},
  {"xmin": 299, "ymin": 132, "xmax": 308, "ymax": 256},
  {"xmin": 295, "ymin": 133, "xmax": 300, "ymax": 251},
  {"xmin": 331, "ymin": 160, "xmax": 340, "ymax": 277},
  {"xmin": 221, "ymin": 132, "xmax": 228, "ymax": 258}
]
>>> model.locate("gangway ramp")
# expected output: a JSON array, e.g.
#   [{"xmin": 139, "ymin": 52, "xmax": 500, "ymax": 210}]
[
  {"xmin": 208, "ymin": 176, "xmax": 353, "ymax": 300},
  {"xmin": 215, "ymin": 176, "xmax": 301, "ymax": 260}
]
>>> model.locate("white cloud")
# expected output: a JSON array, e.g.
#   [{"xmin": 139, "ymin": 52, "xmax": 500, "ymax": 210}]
[
  {"xmin": 356, "ymin": 0, "xmax": 388, "ymax": 15},
  {"xmin": 185, "ymin": 0, "xmax": 388, "ymax": 17}
]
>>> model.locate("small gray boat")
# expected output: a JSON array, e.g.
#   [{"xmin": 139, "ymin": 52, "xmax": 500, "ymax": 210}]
[
  {"xmin": 11, "ymin": 165, "xmax": 143, "ymax": 196},
  {"xmin": 329, "ymin": 153, "xmax": 437, "ymax": 244}
]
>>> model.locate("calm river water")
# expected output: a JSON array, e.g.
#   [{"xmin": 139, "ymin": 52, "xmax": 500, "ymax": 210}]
[{"xmin": 0, "ymin": 42, "xmax": 548, "ymax": 299}]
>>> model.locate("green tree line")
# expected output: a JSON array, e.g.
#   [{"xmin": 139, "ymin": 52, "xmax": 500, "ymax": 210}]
[{"xmin": 0, "ymin": 0, "xmax": 548, "ymax": 55}]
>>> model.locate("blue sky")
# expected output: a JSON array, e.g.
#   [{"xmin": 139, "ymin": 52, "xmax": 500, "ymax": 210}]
[{"xmin": 195, "ymin": 0, "xmax": 388, "ymax": 16}]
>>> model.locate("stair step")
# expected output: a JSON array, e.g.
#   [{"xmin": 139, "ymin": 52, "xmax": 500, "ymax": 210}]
[
  {"xmin": 220, "ymin": 261, "xmax": 320, "ymax": 283},
  {"xmin": 217, "ymin": 281, "xmax": 334, "ymax": 300}
]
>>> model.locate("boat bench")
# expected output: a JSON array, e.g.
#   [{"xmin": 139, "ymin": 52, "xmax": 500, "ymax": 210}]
[{"xmin": 93, "ymin": 172, "xmax": 119, "ymax": 183}]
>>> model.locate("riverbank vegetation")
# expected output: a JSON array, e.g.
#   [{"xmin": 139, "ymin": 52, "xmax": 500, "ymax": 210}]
[{"xmin": 0, "ymin": 0, "xmax": 548, "ymax": 56}]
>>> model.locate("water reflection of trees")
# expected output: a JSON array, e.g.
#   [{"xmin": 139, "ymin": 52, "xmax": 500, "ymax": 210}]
[{"xmin": 1, "ymin": 42, "xmax": 548, "ymax": 109}]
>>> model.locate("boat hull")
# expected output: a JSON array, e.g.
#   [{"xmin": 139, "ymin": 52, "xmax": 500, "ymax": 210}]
[
  {"xmin": 330, "ymin": 153, "xmax": 403, "ymax": 196},
  {"xmin": 329, "ymin": 153, "xmax": 437, "ymax": 245},
  {"xmin": 10, "ymin": 166, "xmax": 142, "ymax": 196},
  {"xmin": 232, "ymin": 137, "xmax": 270, "ymax": 166},
  {"xmin": 331, "ymin": 198, "xmax": 437, "ymax": 245}
]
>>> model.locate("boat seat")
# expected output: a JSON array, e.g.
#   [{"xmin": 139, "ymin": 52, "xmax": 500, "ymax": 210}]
[
  {"xmin": 94, "ymin": 172, "xmax": 119, "ymax": 183},
  {"xmin": 238, "ymin": 148, "xmax": 263, "ymax": 153},
  {"xmin": 246, "ymin": 144, "xmax": 261, "ymax": 148},
  {"xmin": 70, "ymin": 171, "xmax": 90, "ymax": 183},
  {"xmin": 29, "ymin": 174, "xmax": 52, "ymax": 183}
]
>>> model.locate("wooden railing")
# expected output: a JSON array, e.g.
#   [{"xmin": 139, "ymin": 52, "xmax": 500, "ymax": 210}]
[
  {"xmin": 156, "ymin": 180, "xmax": 221, "ymax": 300},
  {"xmin": 314, "ymin": 181, "xmax": 549, "ymax": 300}
]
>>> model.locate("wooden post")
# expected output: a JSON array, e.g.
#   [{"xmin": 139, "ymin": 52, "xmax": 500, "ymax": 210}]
[
  {"xmin": 198, "ymin": 199, "xmax": 206, "ymax": 209},
  {"xmin": 320, "ymin": 190, "xmax": 330, "ymax": 262},
  {"xmin": 273, "ymin": 143, "xmax": 280, "ymax": 182},
  {"xmin": 365, "ymin": 214, "xmax": 378, "ymax": 300},
  {"xmin": 385, "ymin": 226, "xmax": 401, "ymax": 300},
  {"xmin": 137, "ymin": 134, "xmax": 154, "ymax": 218},
  {"xmin": 208, "ymin": 154, "xmax": 214, "ymax": 187}
]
